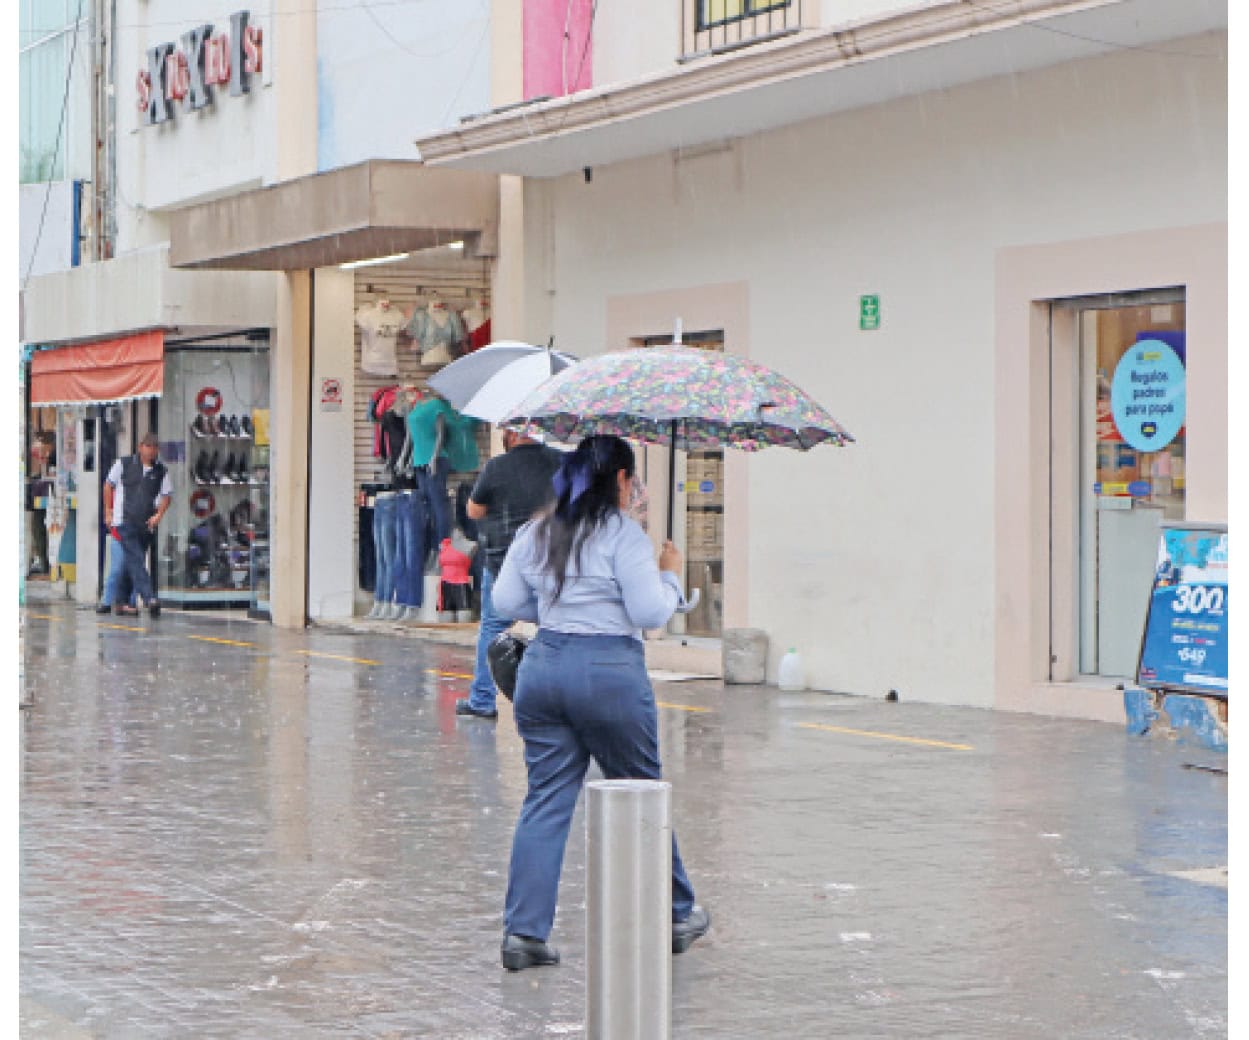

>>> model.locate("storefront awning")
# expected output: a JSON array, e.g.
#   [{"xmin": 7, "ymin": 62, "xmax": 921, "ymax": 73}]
[
  {"xmin": 168, "ymin": 160, "xmax": 500, "ymax": 270},
  {"xmin": 30, "ymin": 330, "xmax": 164, "ymax": 406}
]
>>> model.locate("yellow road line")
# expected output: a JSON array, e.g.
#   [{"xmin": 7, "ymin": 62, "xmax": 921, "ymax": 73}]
[
  {"xmin": 98, "ymin": 622, "xmax": 145, "ymax": 632},
  {"xmin": 657, "ymin": 701, "xmax": 712, "ymax": 713},
  {"xmin": 427, "ymin": 669, "xmax": 475, "ymax": 680},
  {"xmin": 798, "ymin": 721, "xmax": 974, "ymax": 751},
  {"xmin": 187, "ymin": 635, "xmax": 257, "ymax": 648},
  {"xmin": 295, "ymin": 650, "xmax": 381, "ymax": 666},
  {"xmin": 27, "ymin": 613, "xmax": 58, "ymax": 620}
]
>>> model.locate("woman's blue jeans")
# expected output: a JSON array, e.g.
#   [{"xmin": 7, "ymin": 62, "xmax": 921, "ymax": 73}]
[{"xmin": 504, "ymin": 630, "xmax": 696, "ymax": 941}]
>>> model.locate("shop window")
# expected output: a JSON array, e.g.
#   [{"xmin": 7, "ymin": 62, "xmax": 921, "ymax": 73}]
[{"xmin": 155, "ymin": 338, "xmax": 272, "ymax": 617}]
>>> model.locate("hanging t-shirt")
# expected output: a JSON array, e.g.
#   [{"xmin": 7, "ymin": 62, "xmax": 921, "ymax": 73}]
[{"xmin": 355, "ymin": 302, "xmax": 407, "ymax": 376}]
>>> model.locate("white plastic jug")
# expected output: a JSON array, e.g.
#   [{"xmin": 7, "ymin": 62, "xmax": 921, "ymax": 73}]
[{"xmin": 778, "ymin": 648, "xmax": 805, "ymax": 691}]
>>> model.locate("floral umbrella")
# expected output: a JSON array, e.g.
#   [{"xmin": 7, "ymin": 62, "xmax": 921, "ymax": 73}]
[
  {"xmin": 504, "ymin": 346, "xmax": 853, "ymax": 536},
  {"xmin": 504, "ymin": 346, "xmax": 853, "ymax": 452}
]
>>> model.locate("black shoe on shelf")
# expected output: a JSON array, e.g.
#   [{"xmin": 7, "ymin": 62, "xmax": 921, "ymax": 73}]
[
  {"xmin": 193, "ymin": 453, "xmax": 209, "ymax": 485},
  {"xmin": 240, "ymin": 414, "xmax": 253, "ymax": 437},
  {"xmin": 232, "ymin": 415, "xmax": 244, "ymax": 437},
  {"xmin": 237, "ymin": 458, "xmax": 250, "ymax": 485},
  {"xmin": 455, "ymin": 698, "xmax": 498, "ymax": 720},
  {"xmin": 672, "ymin": 905, "xmax": 711, "ymax": 954},
  {"xmin": 500, "ymin": 935, "xmax": 560, "ymax": 972},
  {"xmin": 220, "ymin": 453, "xmax": 236, "ymax": 485},
  {"xmin": 191, "ymin": 414, "xmax": 210, "ymax": 438}
]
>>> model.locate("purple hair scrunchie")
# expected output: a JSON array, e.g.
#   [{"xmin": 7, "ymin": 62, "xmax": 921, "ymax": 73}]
[{"xmin": 553, "ymin": 456, "xmax": 593, "ymax": 507}]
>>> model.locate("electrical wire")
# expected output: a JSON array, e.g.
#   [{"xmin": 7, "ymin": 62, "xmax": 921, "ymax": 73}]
[
  {"xmin": 19, "ymin": 0, "xmax": 445, "ymax": 36},
  {"xmin": 22, "ymin": 0, "xmax": 85, "ymax": 291},
  {"xmin": 357, "ymin": 0, "xmax": 485, "ymax": 62},
  {"xmin": 435, "ymin": 0, "xmax": 492, "ymax": 129}
]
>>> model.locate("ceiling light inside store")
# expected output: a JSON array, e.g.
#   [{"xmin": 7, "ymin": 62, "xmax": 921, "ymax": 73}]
[
  {"xmin": 339, "ymin": 252, "xmax": 411, "ymax": 270},
  {"xmin": 447, "ymin": 241, "xmax": 464, "ymax": 250}
]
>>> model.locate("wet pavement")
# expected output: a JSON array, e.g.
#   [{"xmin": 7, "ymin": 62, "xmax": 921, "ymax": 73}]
[{"xmin": 20, "ymin": 602, "xmax": 1227, "ymax": 1038}]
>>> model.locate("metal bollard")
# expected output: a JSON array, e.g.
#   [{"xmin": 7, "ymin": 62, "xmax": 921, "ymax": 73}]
[{"xmin": 585, "ymin": 779, "xmax": 672, "ymax": 1040}]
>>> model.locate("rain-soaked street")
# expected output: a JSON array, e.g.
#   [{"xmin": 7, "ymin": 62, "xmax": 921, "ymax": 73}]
[{"xmin": 20, "ymin": 600, "xmax": 1227, "ymax": 1038}]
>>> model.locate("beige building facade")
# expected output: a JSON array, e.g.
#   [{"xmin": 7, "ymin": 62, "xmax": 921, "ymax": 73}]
[{"xmin": 419, "ymin": 0, "xmax": 1229, "ymax": 718}]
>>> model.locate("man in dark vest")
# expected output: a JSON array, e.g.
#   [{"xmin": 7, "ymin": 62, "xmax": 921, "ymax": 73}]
[{"xmin": 102, "ymin": 432, "xmax": 172, "ymax": 617}]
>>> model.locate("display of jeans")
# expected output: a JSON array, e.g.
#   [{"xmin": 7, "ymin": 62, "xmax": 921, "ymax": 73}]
[
  {"xmin": 372, "ymin": 494, "xmax": 402, "ymax": 607},
  {"xmin": 419, "ymin": 458, "xmax": 452, "ymax": 555},
  {"xmin": 358, "ymin": 505, "xmax": 376, "ymax": 592},
  {"xmin": 117, "ymin": 522, "xmax": 156, "ymax": 606},
  {"xmin": 394, "ymin": 490, "xmax": 428, "ymax": 607},
  {"xmin": 469, "ymin": 569, "xmax": 511, "ymax": 713}
]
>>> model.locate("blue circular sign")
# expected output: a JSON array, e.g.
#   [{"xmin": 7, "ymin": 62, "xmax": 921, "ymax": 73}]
[{"xmin": 1110, "ymin": 338, "xmax": 1186, "ymax": 452}]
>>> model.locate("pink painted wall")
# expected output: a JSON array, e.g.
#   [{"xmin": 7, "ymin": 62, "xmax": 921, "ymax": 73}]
[{"xmin": 524, "ymin": 0, "xmax": 593, "ymax": 100}]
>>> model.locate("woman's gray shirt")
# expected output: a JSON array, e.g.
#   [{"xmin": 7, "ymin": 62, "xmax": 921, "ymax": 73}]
[{"xmin": 493, "ymin": 513, "xmax": 686, "ymax": 640}]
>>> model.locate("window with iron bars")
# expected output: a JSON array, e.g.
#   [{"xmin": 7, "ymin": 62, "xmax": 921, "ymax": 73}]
[
  {"xmin": 698, "ymin": 0, "xmax": 790, "ymax": 31},
  {"xmin": 684, "ymin": 0, "xmax": 804, "ymax": 60}
]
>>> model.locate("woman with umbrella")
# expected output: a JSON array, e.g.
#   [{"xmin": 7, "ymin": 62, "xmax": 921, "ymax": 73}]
[{"xmin": 491, "ymin": 434, "xmax": 711, "ymax": 971}]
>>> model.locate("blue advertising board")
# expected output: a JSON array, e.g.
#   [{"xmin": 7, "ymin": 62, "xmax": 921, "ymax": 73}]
[{"xmin": 1137, "ymin": 523, "xmax": 1228, "ymax": 696}]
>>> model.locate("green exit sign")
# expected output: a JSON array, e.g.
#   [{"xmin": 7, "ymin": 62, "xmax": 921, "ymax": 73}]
[{"xmin": 860, "ymin": 294, "xmax": 880, "ymax": 331}]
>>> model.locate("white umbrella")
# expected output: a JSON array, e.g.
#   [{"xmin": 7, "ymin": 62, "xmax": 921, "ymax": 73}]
[{"xmin": 427, "ymin": 341, "xmax": 578, "ymax": 424}]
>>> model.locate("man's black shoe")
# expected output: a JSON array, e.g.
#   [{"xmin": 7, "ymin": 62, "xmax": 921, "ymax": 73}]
[
  {"xmin": 95, "ymin": 603, "xmax": 111, "ymax": 615},
  {"xmin": 672, "ymin": 905, "xmax": 711, "ymax": 954},
  {"xmin": 455, "ymin": 698, "xmax": 498, "ymax": 720},
  {"xmin": 148, "ymin": 600, "xmax": 161, "ymax": 618},
  {"xmin": 501, "ymin": 935, "xmax": 559, "ymax": 972}
]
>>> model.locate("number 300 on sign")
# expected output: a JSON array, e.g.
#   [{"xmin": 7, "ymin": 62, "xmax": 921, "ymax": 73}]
[{"xmin": 1170, "ymin": 585, "xmax": 1225, "ymax": 615}]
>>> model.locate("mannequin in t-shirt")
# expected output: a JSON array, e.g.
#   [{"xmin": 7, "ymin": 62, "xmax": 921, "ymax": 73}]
[
  {"xmin": 406, "ymin": 293, "xmax": 466, "ymax": 367},
  {"xmin": 356, "ymin": 296, "xmax": 406, "ymax": 376}
]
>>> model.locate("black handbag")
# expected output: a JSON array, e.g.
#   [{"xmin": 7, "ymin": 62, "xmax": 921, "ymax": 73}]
[{"xmin": 487, "ymin": 631, "xmax": 530, "ymax": 702}]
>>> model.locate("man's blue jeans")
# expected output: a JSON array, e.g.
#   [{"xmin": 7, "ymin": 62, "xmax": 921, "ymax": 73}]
[
  {"xmin": 469, "ymin": 569, "xmax": 511, "ymax": 713},
  {"xmin": 504, "ymin": 629, "xmax": 696, "ymax": 942}
]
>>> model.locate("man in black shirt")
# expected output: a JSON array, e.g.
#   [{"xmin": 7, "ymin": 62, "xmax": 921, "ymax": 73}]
[{"xmin": 458, "ymin": 429, "xmax": 562, "ymax": 719}]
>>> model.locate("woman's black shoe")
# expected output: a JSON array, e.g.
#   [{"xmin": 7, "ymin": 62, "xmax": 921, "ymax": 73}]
[
  {"xmin": 501, "ymin": 935, "xmax": 560, "ymax": 972},
  {"xmin": 672, "ymin": 905, "xmax": 710, "ymax": 954}
]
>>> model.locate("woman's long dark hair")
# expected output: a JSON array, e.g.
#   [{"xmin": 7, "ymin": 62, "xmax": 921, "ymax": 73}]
[{"xmin": 534, "ymin": 434, "xmax": 635, "ymax": 601}]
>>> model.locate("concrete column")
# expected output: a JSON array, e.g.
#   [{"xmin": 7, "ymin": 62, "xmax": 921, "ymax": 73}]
[
  {"xmin": 273, "ymin": 0, "xmax": 318, "ymax": 181},
  {"xmin": 270, "ymin": 270, "xmax": 312, "ymax": 628},
  {"xmin": 306, "ymin": 267, "xmax": 357, "ymax": 620},
  {"xmin": 73, "ymin": 414, "xmax": 100, "ymax": 605}
]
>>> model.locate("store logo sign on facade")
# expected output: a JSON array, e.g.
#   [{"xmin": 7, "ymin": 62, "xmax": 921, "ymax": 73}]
[{"xmin": 137, "ymin": 11, "xmax": 263, "ymax": 126}]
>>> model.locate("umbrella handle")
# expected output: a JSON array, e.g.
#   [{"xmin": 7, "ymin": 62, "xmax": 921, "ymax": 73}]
[{"xmin": 673, "ymin": 587, "xmax": 701, "ymax": 615}]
